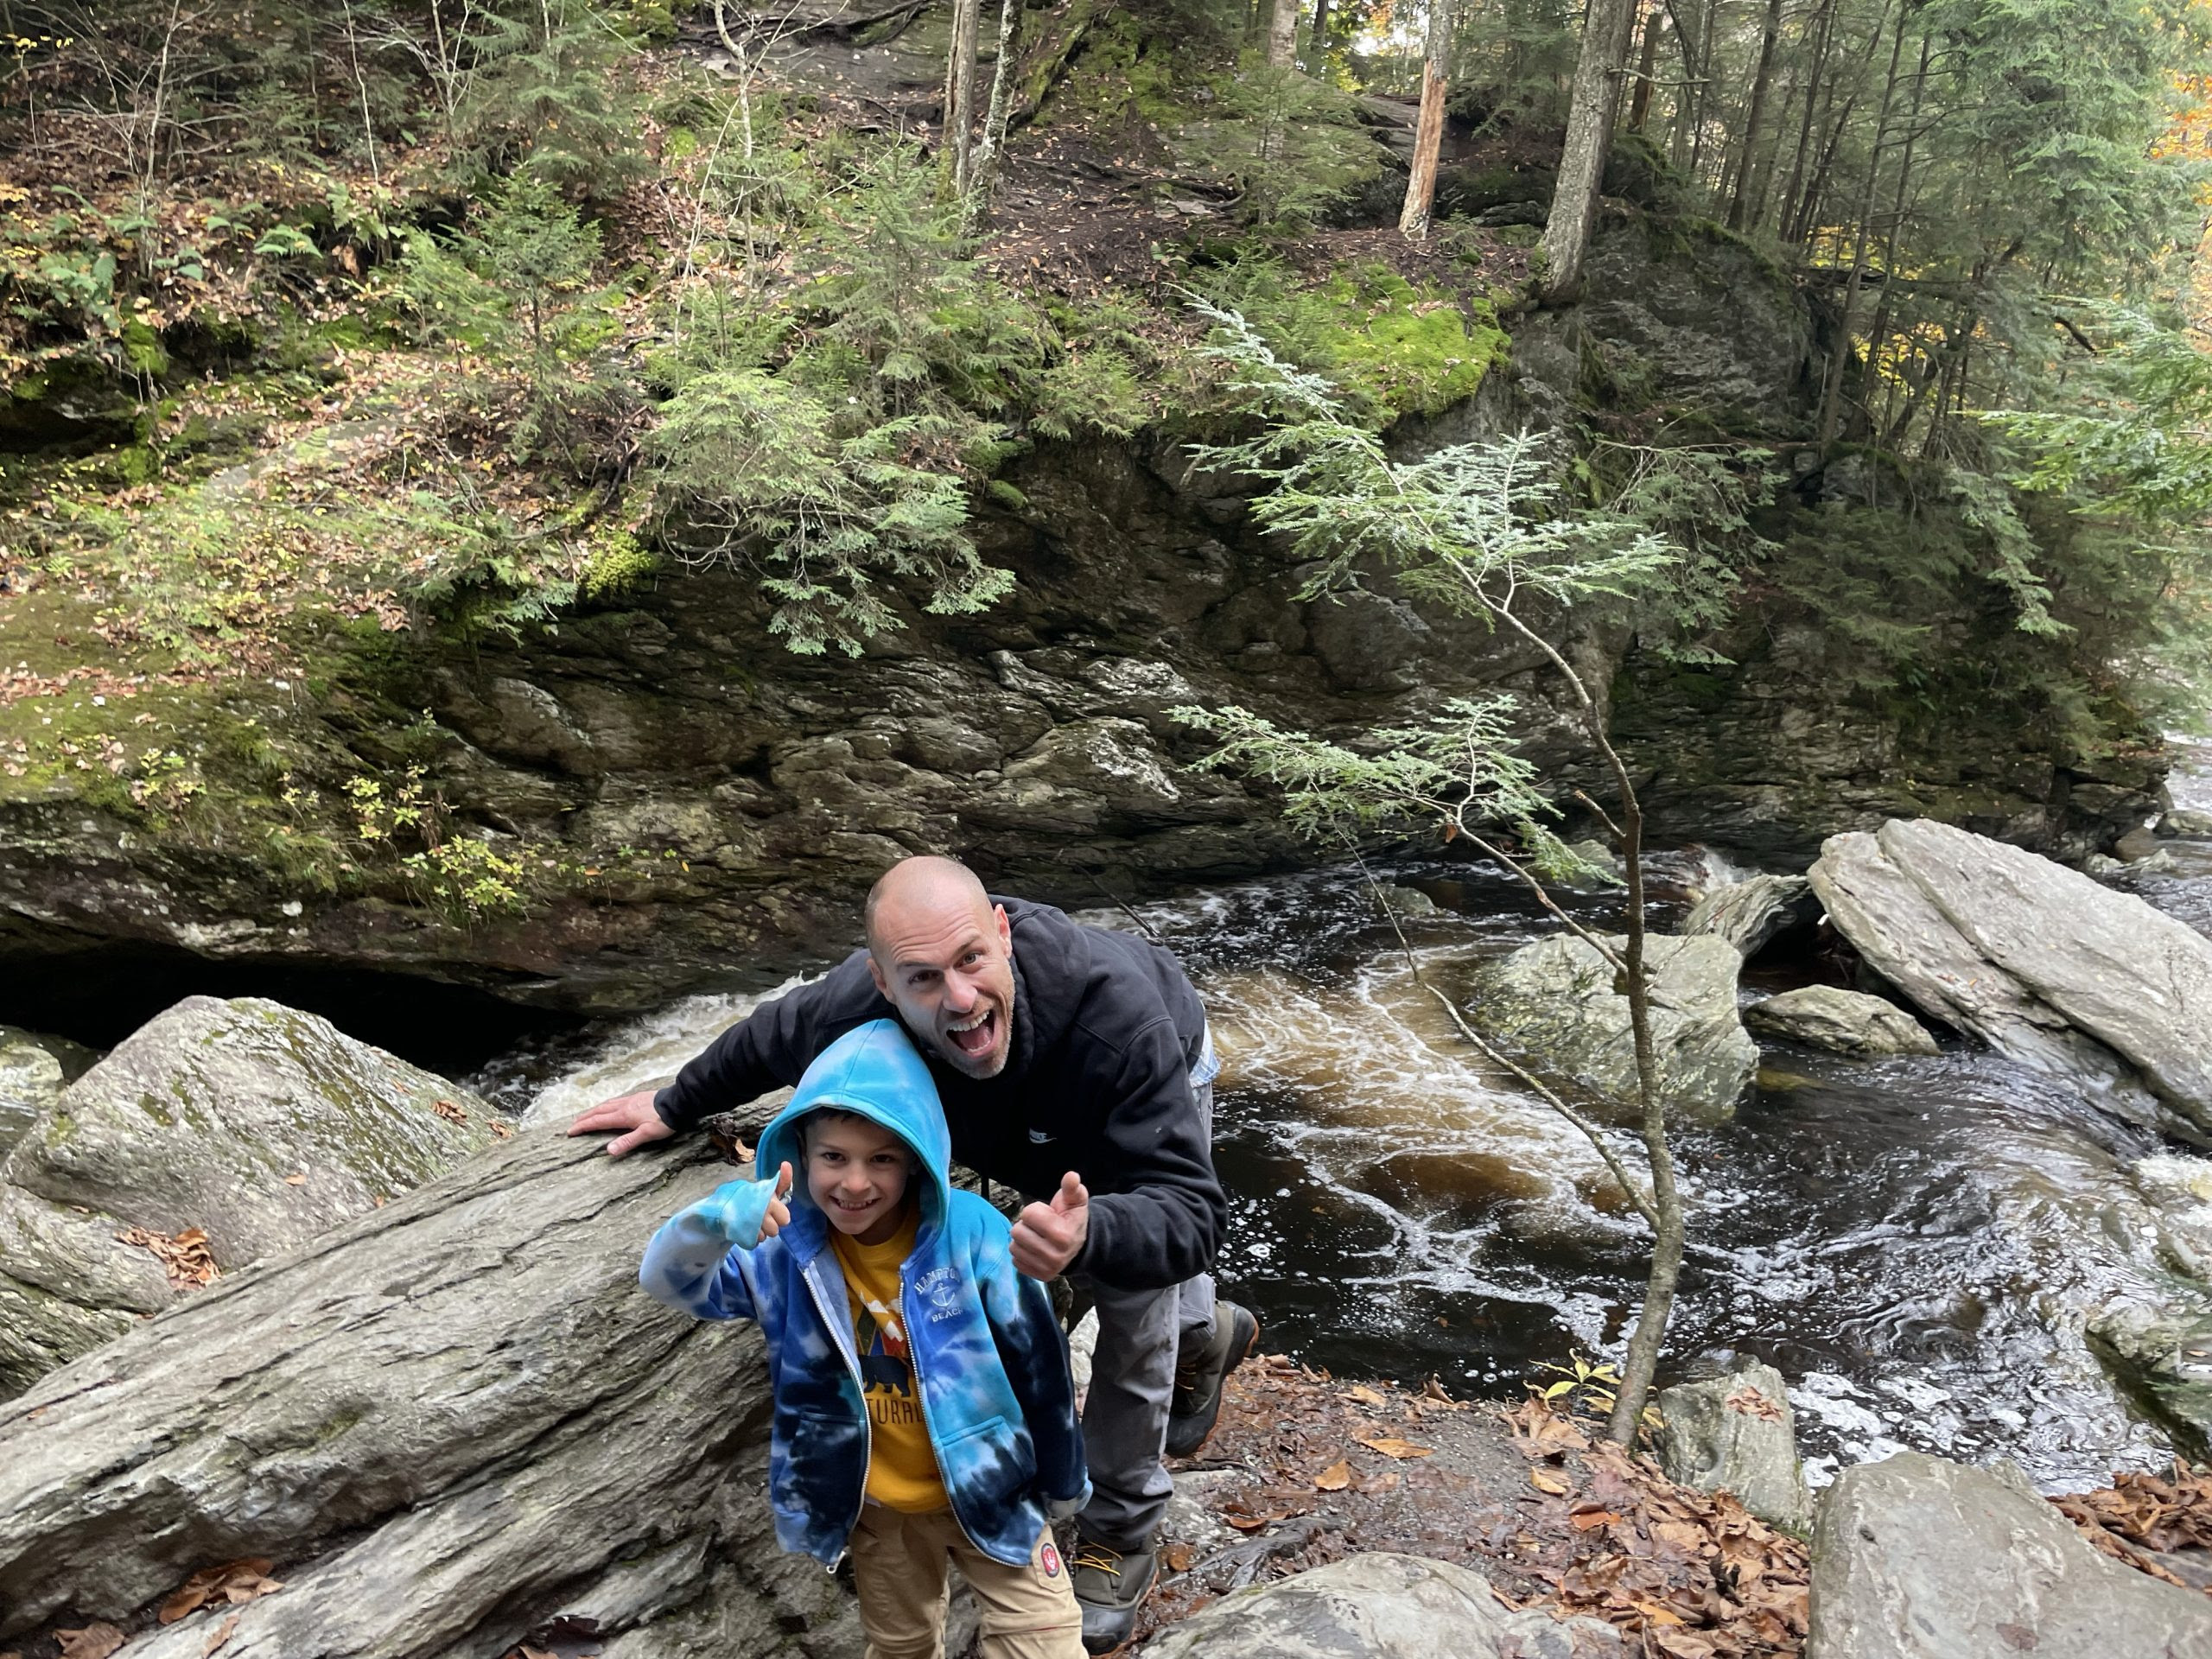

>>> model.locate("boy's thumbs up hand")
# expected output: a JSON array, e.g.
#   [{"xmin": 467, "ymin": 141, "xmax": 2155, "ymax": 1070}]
[
  {"xmin": 760, "ymin": 1160, "xmax": 794, "ymax": 1242},
  {"xmin": 1012, "ymin": 1171, "xmax": 1089, "ymax": 1281},
  {"xmin": 702, "ymin": 1160, "xmax": 796, "ymax": 1247}
]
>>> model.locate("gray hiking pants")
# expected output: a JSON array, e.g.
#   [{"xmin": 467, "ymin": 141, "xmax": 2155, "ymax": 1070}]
[{"xmin": 1074, "ymin": 1070, "xmax": 1218, "ymax": 1550}]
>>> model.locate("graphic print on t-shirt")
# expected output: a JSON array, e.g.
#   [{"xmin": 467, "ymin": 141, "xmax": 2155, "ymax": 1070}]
[{"xmin": 855, "ymin": 1295, "xmax": 919, "ymax": 1422}]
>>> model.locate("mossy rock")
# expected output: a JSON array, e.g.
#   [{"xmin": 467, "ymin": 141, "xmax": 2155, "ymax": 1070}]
[{"xmin": 0, "ymin": 996, "xmax": 497, "ymax": 1397}]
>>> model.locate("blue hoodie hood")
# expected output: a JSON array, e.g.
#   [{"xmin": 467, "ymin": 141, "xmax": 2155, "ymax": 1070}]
[{"xmin": 753, "ymin": 1018, "xmax": 950, "ymax": 1242}]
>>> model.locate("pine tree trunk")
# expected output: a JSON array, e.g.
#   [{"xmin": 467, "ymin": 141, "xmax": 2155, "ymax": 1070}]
[
  {"xmin": 1306, "ymin": 0, "xmax": 1332, "ymax": 70},
  {"xmin": 1267, "ymin": 0, "xmax": 1298, "ymax": 67},
  {"xmin": 1541, "ymin": 0, "xmax": 1640, "ymax": 302},
  {"xmin": 942, "ymin": 0, "xmax": 982, "ymax": 194},
  {"xmin": 1626, "ymin": 1, "xmax": 1662, "ymax": 130},
  {"xmin": 1816, "ymin": 0, "xmax": 1905, "ymax": 452},
  {"xmin": 1398, "ymin": 0, "xmax": 1452, "ymax": 240},
  {"xmin": 1724, "ymin": 0, "xmax": 1783, "ymax": 231}
]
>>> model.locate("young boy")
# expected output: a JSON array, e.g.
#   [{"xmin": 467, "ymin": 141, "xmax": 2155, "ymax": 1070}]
[{"xmin": 639, "ymin": 1017, "xmax": 1090, "ymax": 1659}]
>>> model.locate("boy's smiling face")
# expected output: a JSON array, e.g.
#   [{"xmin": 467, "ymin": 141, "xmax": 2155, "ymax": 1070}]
[{"xmin": 804, "ymin": 1113, "xmax": 913, "ymax": 1246}]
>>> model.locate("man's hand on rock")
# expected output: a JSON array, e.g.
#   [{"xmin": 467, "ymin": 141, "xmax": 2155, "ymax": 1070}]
[
  {"xmin": 1011, "ymin": 1170, "xmax": 1089, "ymax": 1281},
  {"xmin": 568, "ymin": 1089, "xmax": 677, "ymax": 1157}
]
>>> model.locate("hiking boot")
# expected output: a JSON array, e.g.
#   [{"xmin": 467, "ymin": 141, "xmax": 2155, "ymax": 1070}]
[
  {"xmin": 1072, "ymin": 1532, "xmax": 1157, "ymax": 1654},
  {"xmin": 1163, "ymin": 1301, "xmax": 1258, "ymax": 1459}
]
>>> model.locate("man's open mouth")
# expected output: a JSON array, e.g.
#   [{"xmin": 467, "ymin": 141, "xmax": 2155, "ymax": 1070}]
[{"xmin": 946, "ymin": 1007, "xmax": 997, "ymax": 1058}]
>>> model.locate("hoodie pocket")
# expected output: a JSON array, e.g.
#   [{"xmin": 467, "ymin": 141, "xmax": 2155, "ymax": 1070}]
[{"xmin": 937, "ymin": 1412, "xmax": 1033, "ymax": 1512}]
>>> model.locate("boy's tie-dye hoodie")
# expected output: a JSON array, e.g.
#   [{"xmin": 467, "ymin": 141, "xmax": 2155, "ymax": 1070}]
[{"xmin": 638, "ymin": 1018, "xmax": 1090, "ymax": 1568}]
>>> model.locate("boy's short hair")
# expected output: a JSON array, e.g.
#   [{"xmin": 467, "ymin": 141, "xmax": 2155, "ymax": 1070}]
[{"xmin": 797, "ymin": 1106, "xmax": 920, "ymax": 1168}]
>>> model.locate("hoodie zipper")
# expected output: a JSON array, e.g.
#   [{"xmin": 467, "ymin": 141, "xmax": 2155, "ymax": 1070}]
[
  {"xmin": 800, "ymin": 1254, "xmax": 871, "ymax": 1566},
  {"xmin": 903, "ymin": 1273, "xmax": 989, "ymax": 1554}
]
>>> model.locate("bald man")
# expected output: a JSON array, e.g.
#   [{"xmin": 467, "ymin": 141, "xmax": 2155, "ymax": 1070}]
[{"xmin": 571, "ymin": 855, "xmax": 1250, "ymax": 1654}]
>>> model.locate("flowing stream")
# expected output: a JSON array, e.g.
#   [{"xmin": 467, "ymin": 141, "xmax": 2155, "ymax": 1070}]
[{"xmin": 482, "ymin": 845, "xmax": 2212, "ymax": 1496}]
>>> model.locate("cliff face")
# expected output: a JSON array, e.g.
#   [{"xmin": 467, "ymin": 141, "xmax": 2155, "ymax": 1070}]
[{"xmin": 0, "ymin": 218, "xmax": 2161, "ymax": 1020}]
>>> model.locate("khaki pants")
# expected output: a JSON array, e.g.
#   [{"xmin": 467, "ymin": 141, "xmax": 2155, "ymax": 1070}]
[{"xmin": 848, "ymin": 1503, "xmax": 1084, "ymax": 1659}]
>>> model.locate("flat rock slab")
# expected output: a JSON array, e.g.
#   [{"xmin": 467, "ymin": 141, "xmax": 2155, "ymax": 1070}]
[
  {"xmin": 1656, "ymin": 1363, "xmax": 1815, "ymax": 1533},
  {"xmin": 0, "ymin": 1128, "xmax": 849, "ymax": 1657},
  {"xmin": 1743, "ymin": 987, "xmax": 1939, "ymax": 1058},
  {"xmin": 0, "ymin": 996, "xmax": 495, "ymax": 1396},
  {"xmin": 1471, "ymin": 932, "xmax": 1757, "ymax": 1124},
  {"xmin": 1139, "ymin": 1554, "xmax": 1624, "ymax": 1658},
  {"xmin": 1806, "ymin": 1452, "xmax": 2212, "ymax": 1658},
  {"xmin": 1808, "ymin": 820, "xmax": 2212, "ymax": 1141}
]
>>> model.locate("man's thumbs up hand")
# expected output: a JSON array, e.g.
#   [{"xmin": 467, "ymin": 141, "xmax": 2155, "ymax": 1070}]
[{"xmin": 1012, "ymin": 1170, "xmax": 1090, "ymax": 1281}]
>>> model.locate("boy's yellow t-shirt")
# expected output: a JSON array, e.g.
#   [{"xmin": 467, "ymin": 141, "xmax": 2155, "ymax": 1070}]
[{"xmin": 830, "ymin": 1208, "xmax": 946, "ymax": 1513}]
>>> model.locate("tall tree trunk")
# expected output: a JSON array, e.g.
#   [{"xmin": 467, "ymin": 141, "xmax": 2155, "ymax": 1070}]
[
  {"xmin": 1306, "ymin": 0, "xmax": 1332, "ymax": 71},
  {"xmin": 1724, "ymin": 0, "xmax": 1784, "ymax": 231},
  {"xmin": 1267, "ymin": 0, "xmax": 1298, "ymax": 67},
  {"xmin": 1662, "ymin": 0, "xmax": 1700, "ymax": 169},
  {"xmin": 1399, "ymin": 0, "xmax": 1452, "ymax": 240},
  {"xmin": 941, "ymin": 0, "xmax": 982, "ymax": 195},
  {"xmin": 969, "ymin": 0, "xmax": 1022, "ymax": 222},
  {"xmin": 1778, "ymin": 0, "xmax": 1837, "ymax": 239},
  {"xmin": 1816, "ymin": 0, "xmax": 1904, "ymax": 452},
  {"xmin": 1686, "ymin": 0, "xmax": 1718, "ymax": 185},
  {"xmin": 1541, "ymin": 0, "xmax": 1640, "ymax": 302},
  {"xmin": 1865, "ymin": 31, "xmax": 1930, "ymax": 439},
  {"xmin": 1627, "ymin": 0, "xmax": 1662, "ymax": 130}
]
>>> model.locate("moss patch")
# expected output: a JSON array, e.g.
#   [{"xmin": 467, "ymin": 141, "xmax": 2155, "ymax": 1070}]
[{"xmin": 1196, "ymin": 259, "xmax": 1510, "ymax": 423}]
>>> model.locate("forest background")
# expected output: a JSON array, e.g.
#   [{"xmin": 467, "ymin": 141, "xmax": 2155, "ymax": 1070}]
[{"xmin": 0, "ymin": 0, "xmax": 2209, "ymax": 959}]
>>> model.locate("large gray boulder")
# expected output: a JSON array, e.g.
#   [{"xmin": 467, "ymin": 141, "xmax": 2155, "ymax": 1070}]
[
  {"xmin": 1806, "ymin": 1452, "xmax": 2212, "ymax": 1658},
  {"xmin": 1139, "ymin": 1554, "xmax": 1624, "ymax": 1658},
  {"xmin": 1683, "ymin": 874, "xmax": 1816, "ymax": 957},
  {"xmin": 1470, "ymin": 932, "xmax": 1758, "ymax": 1124},
  {"xmin": 1743, "ymin": 987, "xmax": 1940, "ymax": 1058},
  {"xmin": 0, "ymin": 1128, "xmax": 851, "ymax": 1657},
  {"xmin": 1655, "ymin": 1363, "xmax": 1815, "ymax": 1533},
  {"xmin": 1808, "ymin": 819, "xmax": 2212, "ymax": 1141},
  {"xmin": 0, "ymin": 995, "xmax": 495, "ymax": 1396}
]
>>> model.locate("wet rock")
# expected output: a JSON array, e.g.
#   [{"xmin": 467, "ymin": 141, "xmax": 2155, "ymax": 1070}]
[
  {"xmin": 0, "ymin": 996, "xmax": 494, "ymax": 1396},
  {"xmin": 1655, "ymin": 1363, "xmax": 1814, "ymax": 1533},
  {"xmin": 1682, "ymin": 874, "xmax": 1816, "ymax": 958},
  {"xmin": 1555, "ymin": 838, "xmax": 1626, "ymax": 892},
  {"xmin": 1370, "ymin": 881, "xmax": 1438, "ymax": 918},
  {"xmin": 2084, "ymin": 1299, "xmax": 2212, "ymax": 1463},
  {"xmin": 1808, "ymin": 818, "xmax": 2212, "ymax": 1141},
  {"xmin": 1743, "ymin": 987, "xmax": 1939, "ymax": 1058},
  {"xmin": 1141, "ymin": 1553, "xmax": 1624, "ymax": 1659},
  {"xmin": 1804, "ymin": 1451, "xmax": 2212, "ymax": 1658},
  {"xmin": 1471, "ymin": 932, "xmax": 1758, "ymax": 1124},
  {"xmin": 0, "ymin": 1130, "xmax": 851, "ymax": 1656},
  {"xmin": 0, "ymin": 1026, "xmax": 94, "ymax": 1158},
  {"xmin": 2158, "ymin": 806, "xmax": 2212, "ymax": 837}
]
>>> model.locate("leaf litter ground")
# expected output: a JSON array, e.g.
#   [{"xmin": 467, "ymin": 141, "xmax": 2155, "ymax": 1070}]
[{"xmin": 1135, "ymin": 1358, "xmax": 2212, "ymax": 1656}]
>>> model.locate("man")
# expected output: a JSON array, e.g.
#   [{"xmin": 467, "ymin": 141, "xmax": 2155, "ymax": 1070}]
[{"xmin": 571, "ymin": 855, "xmax": 1257, "ymax": 1654}]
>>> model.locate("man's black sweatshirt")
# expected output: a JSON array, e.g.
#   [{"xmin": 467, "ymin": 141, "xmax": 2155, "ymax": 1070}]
[{"xmin": 653, "ymin": 897, "xmax": 1224, "ymax": 1292}]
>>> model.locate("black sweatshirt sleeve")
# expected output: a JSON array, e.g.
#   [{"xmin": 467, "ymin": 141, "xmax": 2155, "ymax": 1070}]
[
  {"xmin": 652, "ymin": 955, "xmax": 882, "ymax": 1129},
  {"xmin": 1071, "ymin": 1016, "xmax": 1226, "ymax": 1292}
]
